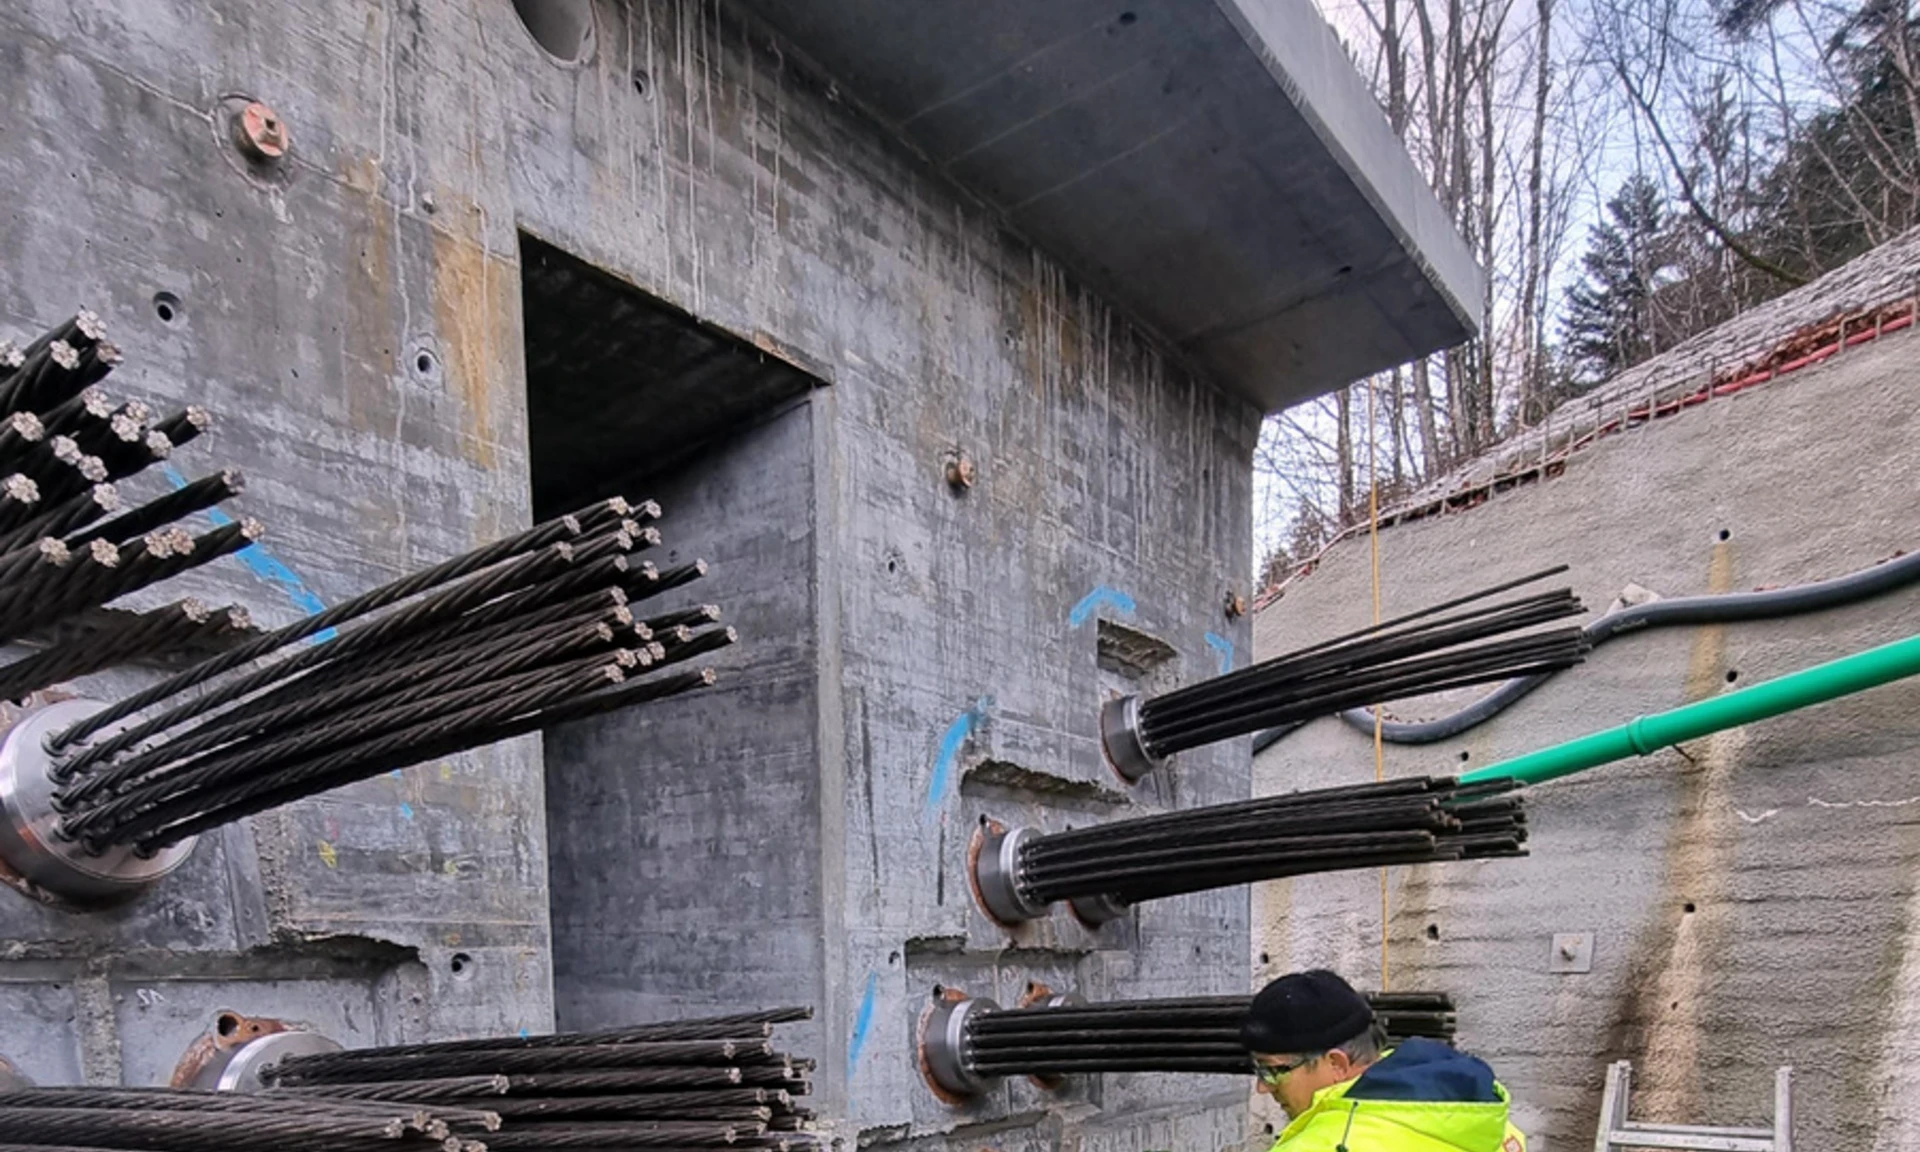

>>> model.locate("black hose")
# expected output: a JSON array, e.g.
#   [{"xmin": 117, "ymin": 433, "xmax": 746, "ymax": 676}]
[{"xmin": 1253, "ymin": 547, "xmax": 1920, "ymax": 751}]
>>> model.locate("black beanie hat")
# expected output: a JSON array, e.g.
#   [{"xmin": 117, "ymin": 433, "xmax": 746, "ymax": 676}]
[{"xmin": 1240, "ymin": 970, "xmax": 1375, "ymax": 1055}]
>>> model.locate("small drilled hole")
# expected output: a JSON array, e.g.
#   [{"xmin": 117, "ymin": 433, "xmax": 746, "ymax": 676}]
[
  {"xmin": 886, "ymin": 559, "xmax": 897, "ymax": 574},
  {"xmin": 449, "ymin": 951, "xmax": 474, "ymax": 980},
  {"xmin": 632, "ymin": 69, "xmax": 650, "ymax": 96},
  {"xmin": 1726, "ymin": 669, "xmax": 1740, "ymax": 683},
  {"xmin": 1458, "ymin": 750, "xmax": 1471, "ymax": 762},
  {"xmin": 1118, "ymin": 11, "xmax": 1138, "ymax": 25},
  {"xmin": 153, "ymin": 292, "xmax": 182, "ymax": 324},
  {"xmin": 215, "ymin": 1013, "xmax": 240, "ymax": 1037},
  {"xmin": 416, "ymin": 351, "xmax": 435, "ymax": 375},
  {"xmin": 1683, "ymin": 902, "xmax": 1696, "ymax": 914},
  {"xmin": 1718, "ymin": 529, "xmax": 1731, "ymax": 541},
  {"xmin": 1426, "ymin": 923, "xmax": 1441, "ymax": 940},
  {"xmin": 931, "ymin": 984, "xmax": 945, "ymax": 998}
]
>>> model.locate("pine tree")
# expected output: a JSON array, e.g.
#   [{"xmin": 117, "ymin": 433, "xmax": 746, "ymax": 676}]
[{"xmin": 1562, "ymin": 175, "xmax": 1672, "ymax": 381}]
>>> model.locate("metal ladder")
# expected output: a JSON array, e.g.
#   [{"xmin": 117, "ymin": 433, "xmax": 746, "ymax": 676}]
[{"xmin": 1593, "ymin": 1061, "xmax": 1792, "ymax": 1152}]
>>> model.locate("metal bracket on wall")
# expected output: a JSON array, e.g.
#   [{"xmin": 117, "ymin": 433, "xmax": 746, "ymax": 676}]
[{"xmin": 1549, "ymin": 931, "xmax": 1594, "ymax": 973}]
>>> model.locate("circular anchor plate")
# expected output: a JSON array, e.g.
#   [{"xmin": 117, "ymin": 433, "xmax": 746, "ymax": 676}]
[
  {"xmin": 0, "ymin": 699, "xmax": 198, "ymax": 906},
  {"xmin": 923, "ymin": 996, "xmax": 1000, "ymax": 1098},
  {"xmin": 973, "ymin": 824, "xmax": 1047, "ymax": 925},
  {"xmin": 195, "ymin": 1031, "xmax": 344, "ymax": 1092},
  {"xmin": 1099, "ymin": 695, "xmax": 1162, "ymax": 783}
]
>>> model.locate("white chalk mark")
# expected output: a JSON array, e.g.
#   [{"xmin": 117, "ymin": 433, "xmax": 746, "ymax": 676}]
[{"xmin": 1808, "ymin": 794, "xmax": 1920, "ymax": 810}]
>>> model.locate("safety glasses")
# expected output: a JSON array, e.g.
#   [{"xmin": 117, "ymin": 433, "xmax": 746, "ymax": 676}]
[{"xmin": 1250, "ymin": 1055, "xmax": 1318, "ymax": 1087}]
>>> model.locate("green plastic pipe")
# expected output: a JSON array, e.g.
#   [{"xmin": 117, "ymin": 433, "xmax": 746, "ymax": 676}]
[{"xmin": 1459, "ymin": 633, "xmax": 1920, "ymax": 787}]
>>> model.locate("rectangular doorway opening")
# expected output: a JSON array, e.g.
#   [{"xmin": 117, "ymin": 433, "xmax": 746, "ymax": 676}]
[{"xmin": 520, "ymin": 232, "xmax": 825, "ymax": 1045}]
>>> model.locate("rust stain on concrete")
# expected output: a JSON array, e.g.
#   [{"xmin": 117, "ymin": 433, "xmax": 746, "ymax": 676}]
[
  {"xmin": 430, "ymin": 210, "xmax": 507, "ymax": 471},
  {"xmin": 1608, "ymin": 540, "xmax": 1741, "ymax": 1124}
]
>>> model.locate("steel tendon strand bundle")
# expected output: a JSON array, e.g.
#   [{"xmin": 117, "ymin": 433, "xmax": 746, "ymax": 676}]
[
  {"xmin": 30, "ymin": 509, "xmax": 730, "ymax": 866},
  {"xmin": 975, "ymin": 776, "xmax": 1526, "ymax": 922},
  {"xmin": 923, "ymin": 992, "xmax": 1457, "ymax": 1091},
  {"xmin": 1101, "ymin": 569, "xmax": 1588, "ymax": 779},
  {"xmin": 251, "ymin": 1011, "xmax": 819, "ymax": 1152},
  {"xmin": 0, "ymin": 314, "xmax": 255, "ymax": 681}
]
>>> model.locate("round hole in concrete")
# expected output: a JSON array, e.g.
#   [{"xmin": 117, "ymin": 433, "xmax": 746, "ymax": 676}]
[
  {"xmin": 1683, "ymin": 901, "xmax": 1696, "ymax": 914},
  {"xmin": 1457, "ymin": 750, "xmax": 1471, "ymax": 762},
  {"xmin": 449, "ymin": 951, "xmax": 475, "ymax": 980},
  {"xmin": 1726, "ymin": 668, "xmax": 1740, "ymax": 683},
  {"xmin": 1258, "ymin": 951, "xmax": 1270, "ymax": 965},
  {"xmin": 1718, "ymin": 528, "xmax": 1732, "ymax": 541},
  {"xmin": 1118, "ymin": 10, "xmax": 1138, "ymax": 24},
  {"xmin": 931, "ymin": 984, "xmax": 945, "ymax": 998},
  {"xmin": 511, "ymin": 0, "xmax": 595, "ymax": 63},
  {"xmin": 1426, "ymin": 923, "xmax": 1440, "ymax": 940},
  {"xmin": 632, "ymin": 69, "xmax": 651, "ymax": 97},
  {"xmin": 153, "ymin": 291, "xmax": 182, "ymax": 325},
  {"xmin": 215, "ymin": 1013, "xmax": 240, "ymax": 1038}
]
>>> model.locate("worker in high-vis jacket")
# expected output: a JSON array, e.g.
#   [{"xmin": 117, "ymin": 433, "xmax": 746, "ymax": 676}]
[{"xmin": 1243, "ymin": 970, "xmax": 1527, "ymax": 1152}]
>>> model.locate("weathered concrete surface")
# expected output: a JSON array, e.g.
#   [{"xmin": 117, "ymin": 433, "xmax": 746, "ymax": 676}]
[
  {"xmin": 1252, "ymin": 326, "xmax": 1920, "ymax": 1148},
  {"xmin": 544, "ymin": 400, "xmax": 827, "ymax": 1068},
  {"xmin": 0, "ymin": 4, "xmax": 1261, "ymax": 1152}
]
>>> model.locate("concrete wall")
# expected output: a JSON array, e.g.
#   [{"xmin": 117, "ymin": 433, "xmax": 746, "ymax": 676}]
[
  {"xmin": 544, "ymin": 399, "xmax": 826, "ymax": 1065},
  {"xmin": 1251, "ymin": 327, "xmax": 1920, "ymax": 1149},
  {"xmin": 0, "ymin": 5, "xmax": 1260, "ymax": 1152}
]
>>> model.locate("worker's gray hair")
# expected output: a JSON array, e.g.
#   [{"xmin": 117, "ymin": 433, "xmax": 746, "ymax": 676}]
[{"xmin": 1329, "ymin": 1021, "xmax": 1389, "ymax": 1064}]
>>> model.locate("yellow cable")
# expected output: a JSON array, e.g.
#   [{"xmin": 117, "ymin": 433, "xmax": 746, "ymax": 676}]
[{"xmin": 1367, "ymin": 380, "xmax": 1388, "ymax": 992}]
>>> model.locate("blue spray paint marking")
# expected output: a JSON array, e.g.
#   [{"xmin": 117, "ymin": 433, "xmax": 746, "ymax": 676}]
[
  {"xmin": 846, "ymin": 972, "xmax": 879, "ymax": 1083},
  {"xmin": 1205, "ymin": 632, "xmax": 1236, "ymax": 674},
  {"xmin": 1068, "ymin": 586, "xmax": 1136, "ymax": 629},
  {"xmin": 518, "ymin": 1028, "xmax": 531, "ymax": 1039},
  {"xmin": 398, "ymin": 803, "xmax": 415, "ymax": 821},
  {"xmin": 924, "ymin": 697, "xmax": 991, "ymax": 821},
  {"xmin": 161, "ymin": 465, "xmax": 334, "ymax": 641},
  {"xmin": 391, "ymin": 770, "xmax": 405, "ymax": 781}
]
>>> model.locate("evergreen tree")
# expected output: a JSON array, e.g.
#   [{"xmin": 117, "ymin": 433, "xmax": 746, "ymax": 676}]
[{"xmin": 1562, "ymin": 175, "xmax": 1673, "ymax": 381}]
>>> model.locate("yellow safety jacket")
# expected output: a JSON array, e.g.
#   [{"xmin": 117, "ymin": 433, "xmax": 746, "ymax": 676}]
[{"xmin": 1266, "ymin": 1041, "xmax": 1528, "ymax": 1152}]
